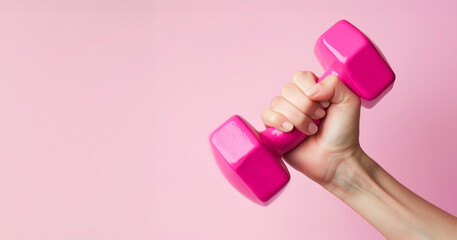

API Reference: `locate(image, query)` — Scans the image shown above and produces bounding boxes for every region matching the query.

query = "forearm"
[323,150,457,240]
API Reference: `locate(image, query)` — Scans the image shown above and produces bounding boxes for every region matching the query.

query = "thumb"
[304,74,360,107]
[301,73,361,152]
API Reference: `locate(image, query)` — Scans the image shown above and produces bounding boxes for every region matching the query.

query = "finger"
[270,96,318,135]
[292,71,329,108]
[292,71,318,92]
[281,82,325,120]
[261,108,294,132]
[304,74,360,106]
[320,101,330,108]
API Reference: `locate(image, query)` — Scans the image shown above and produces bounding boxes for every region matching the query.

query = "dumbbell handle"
[259,70,341,156]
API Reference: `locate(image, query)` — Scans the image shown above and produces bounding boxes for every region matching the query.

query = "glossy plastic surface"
[210,115,290,205]
[314,20,395,103]
[210,19,396,205]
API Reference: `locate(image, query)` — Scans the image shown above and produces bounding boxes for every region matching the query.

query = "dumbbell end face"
[314,20,395,106]
[209,115,290,205]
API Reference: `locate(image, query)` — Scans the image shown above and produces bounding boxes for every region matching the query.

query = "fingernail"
[314,107,325,118]
[282,122,294,132]
[320,101,330,108]
[305,84,321,97]
[308,122,318,134]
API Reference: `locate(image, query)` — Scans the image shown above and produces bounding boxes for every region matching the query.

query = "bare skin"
[261,71,457,240]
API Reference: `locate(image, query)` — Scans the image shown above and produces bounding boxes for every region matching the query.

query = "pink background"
[0,0,456,239]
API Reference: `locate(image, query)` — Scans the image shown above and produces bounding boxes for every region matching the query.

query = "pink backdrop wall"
[0,0,456,239]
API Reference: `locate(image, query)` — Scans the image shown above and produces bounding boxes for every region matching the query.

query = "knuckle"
[327,74,340,84]
[292,71,315,82]
[280,82,295,96]
[260,108,269,119]
[292,71,304,81]
[270,96,283,109]
[292,71,307,82]
[302,71,315,79]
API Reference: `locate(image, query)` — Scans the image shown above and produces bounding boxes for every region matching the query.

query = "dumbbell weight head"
[210,20,395,206]
[314,20,395,107]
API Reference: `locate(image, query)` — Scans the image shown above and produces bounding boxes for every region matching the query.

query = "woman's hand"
[261,71,362,184]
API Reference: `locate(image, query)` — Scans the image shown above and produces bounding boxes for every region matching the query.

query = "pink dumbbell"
[209,20,395,206]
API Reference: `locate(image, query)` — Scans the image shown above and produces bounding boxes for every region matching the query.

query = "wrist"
[319,148,457,239]
[320,149,424,239]
[321,148,377,199]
